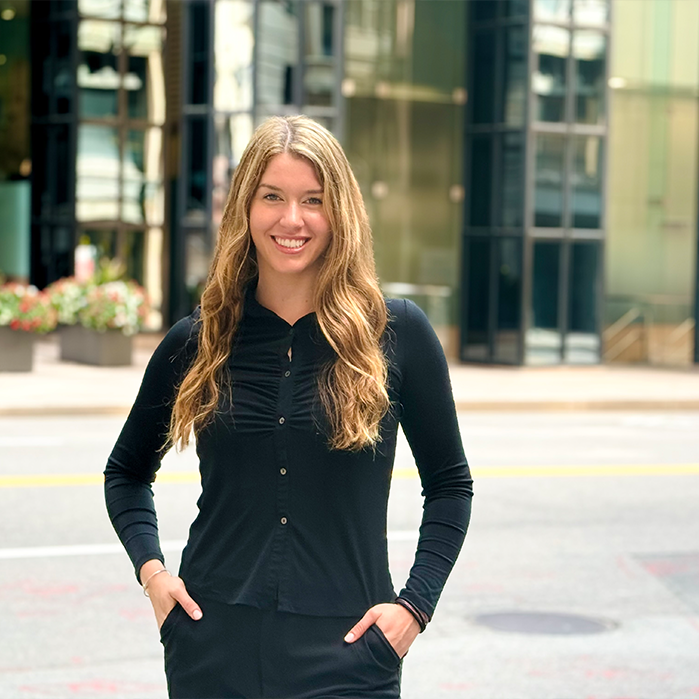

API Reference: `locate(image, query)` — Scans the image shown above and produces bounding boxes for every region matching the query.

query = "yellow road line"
[1,463,698,488]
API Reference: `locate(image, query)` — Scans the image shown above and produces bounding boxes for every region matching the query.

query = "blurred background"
[1,2,699,699]
[1,0,697,366]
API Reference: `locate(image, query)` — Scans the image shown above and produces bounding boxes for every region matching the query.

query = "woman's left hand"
[344,602,421,659]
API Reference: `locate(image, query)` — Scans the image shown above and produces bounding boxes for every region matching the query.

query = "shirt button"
[278,416,285,424]
[280,467,287,475]
[280,517,288,525]
[284,370,291,377]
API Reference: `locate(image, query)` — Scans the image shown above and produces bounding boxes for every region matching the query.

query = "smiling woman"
[103,115,473,699]
[248,152,333,321]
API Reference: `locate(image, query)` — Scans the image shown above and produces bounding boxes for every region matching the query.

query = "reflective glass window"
[472,31,495,124]
[185,117,208,220]
[501,26,526,127]
[470,136,492,227]
[32,129,49,215]
[76,124,120,221]
[82,228,118,260]
[499,132,524,228]
[257,1,299,107]
[78,21,120,119]
[473,0,497,22]
[212,113,253,230]
[124,0,166,23]
[465,238,490,360]
[124,25,166,123]
[533,25,569,122]
[124,229,146,285]
[53,227,75,279]
[565,241,600,362]
[33,20,51,116]
[214,0,254,112]
[572,135,602,228]
[527,240,562,364]
[56,21,76,115]
[574,30,605,125]
[412,0,466,95]
[534,0,571,22]
[495,237,521,363]
[505,0,530,18]
[573,0,608,26]
[55,126,72,215]
[78,0,121,19]
[534,134,565,227]
[189,2,210,105]
[123,128,164,226]
[304,2,336,107]
[532,241,560,329]
[185,230,211,308]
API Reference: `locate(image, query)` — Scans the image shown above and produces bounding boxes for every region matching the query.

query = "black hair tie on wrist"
[394,596,428,633]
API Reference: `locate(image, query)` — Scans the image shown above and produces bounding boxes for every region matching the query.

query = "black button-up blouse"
[104,281,473,620]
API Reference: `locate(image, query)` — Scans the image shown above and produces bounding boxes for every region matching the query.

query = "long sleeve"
[396,299,473,620]
[103,313,199,582]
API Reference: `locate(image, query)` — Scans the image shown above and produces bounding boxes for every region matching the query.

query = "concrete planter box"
[0,326,35,372]
[60,325,133,366]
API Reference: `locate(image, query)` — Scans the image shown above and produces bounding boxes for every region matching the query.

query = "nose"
[280,201,303,229]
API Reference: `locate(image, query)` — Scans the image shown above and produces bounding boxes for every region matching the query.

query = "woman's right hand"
[140,560,203,629]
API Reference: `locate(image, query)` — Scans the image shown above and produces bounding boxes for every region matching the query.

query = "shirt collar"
[243,279,317,328]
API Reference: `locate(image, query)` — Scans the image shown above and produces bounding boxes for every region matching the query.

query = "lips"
[272,236,310,252]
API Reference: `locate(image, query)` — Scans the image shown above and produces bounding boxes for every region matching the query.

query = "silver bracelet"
[142,567,170,597]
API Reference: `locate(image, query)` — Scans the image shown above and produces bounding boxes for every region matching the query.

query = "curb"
[453,400,699,411]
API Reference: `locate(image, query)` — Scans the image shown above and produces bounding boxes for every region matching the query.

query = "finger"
[172,584,203,621]
[344,607,380,643]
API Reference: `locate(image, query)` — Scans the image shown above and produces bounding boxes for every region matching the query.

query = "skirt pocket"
[159,603,182,642]
[363,624,402,670]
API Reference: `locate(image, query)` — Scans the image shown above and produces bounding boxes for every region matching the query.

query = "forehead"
[260,152,322,186]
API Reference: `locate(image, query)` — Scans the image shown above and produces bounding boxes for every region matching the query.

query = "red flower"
[10,319,20,330]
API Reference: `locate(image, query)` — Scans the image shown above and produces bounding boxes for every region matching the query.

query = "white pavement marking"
[0,532,420,561]
[0,436,65,447]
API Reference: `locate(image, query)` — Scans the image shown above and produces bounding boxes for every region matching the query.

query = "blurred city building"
[0,0,697,366]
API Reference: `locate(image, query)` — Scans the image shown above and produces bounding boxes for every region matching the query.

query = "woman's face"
[249,152,332,285]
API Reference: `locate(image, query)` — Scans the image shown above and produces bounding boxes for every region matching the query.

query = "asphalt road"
[1,412,698,699]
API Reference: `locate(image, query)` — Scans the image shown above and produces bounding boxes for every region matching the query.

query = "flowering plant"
[44,277,92,325]
[77,280,150,336]
[0,283,58,334]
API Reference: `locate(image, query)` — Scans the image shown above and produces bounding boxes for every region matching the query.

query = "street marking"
[0,437,65,447]
[1,464,698,489]
[0,540,184,560]
[0,532,420,560]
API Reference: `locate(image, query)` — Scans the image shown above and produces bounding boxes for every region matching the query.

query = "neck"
[254,272,317,326]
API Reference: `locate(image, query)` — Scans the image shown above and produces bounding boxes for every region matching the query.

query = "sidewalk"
[1,334,699,416]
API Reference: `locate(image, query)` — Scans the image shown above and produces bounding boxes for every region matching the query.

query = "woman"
[104,115,473,699]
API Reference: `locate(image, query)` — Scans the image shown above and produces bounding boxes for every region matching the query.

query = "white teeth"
[274,237,307,249]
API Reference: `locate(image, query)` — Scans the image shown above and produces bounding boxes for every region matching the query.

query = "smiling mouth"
[272,236,310,250]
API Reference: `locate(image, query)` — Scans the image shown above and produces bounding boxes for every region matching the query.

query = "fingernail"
[193,609,202,620]
[344,632,354,642]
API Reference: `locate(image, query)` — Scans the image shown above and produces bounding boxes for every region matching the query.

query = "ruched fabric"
[104,280,473,621]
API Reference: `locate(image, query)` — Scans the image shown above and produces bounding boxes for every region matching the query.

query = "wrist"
[394,596,429,633]
[139,559,166,584]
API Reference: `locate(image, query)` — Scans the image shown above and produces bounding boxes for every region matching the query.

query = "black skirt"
[160,592,403,699]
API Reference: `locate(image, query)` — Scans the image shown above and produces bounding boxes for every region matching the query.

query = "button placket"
[269,323,296,604]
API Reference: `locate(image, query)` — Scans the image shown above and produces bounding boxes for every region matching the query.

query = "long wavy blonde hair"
[167,115,390,452]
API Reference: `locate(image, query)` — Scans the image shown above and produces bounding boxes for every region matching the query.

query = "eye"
[306,197,323,205]
[263,192,281,201]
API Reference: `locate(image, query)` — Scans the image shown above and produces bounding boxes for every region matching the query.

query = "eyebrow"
[258,183,324,195]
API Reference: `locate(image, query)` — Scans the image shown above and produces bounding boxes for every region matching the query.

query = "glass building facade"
[2,0,697,364]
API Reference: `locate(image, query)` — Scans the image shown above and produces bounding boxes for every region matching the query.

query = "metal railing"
[603,294,694,365]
